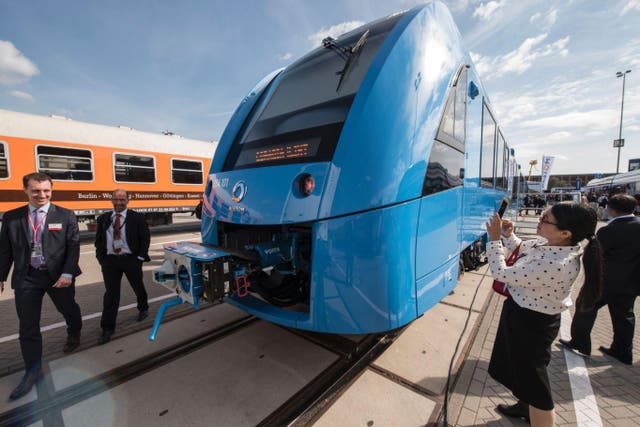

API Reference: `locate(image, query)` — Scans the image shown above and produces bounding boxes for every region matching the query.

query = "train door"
[415,65,467,314]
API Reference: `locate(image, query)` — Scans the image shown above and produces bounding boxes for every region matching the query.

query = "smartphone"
[497,198,509,218]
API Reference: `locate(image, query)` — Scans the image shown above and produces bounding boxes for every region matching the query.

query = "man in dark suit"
[560,194,640,365]
[0,172,82,400]
[95,189,150,344]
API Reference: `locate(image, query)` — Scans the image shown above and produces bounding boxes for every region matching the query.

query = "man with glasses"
[560,194,640,365]
[95,189,150,344]
[0,172,82,400]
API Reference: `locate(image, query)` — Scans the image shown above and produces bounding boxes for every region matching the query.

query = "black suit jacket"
[596,216,640,296]
[0,204,81,288]
[95,209,150,264]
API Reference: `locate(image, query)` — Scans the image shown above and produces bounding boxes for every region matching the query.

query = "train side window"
[424,66,468,195]
[496,131,506,189]
[36,145,93,181]
[480,101,496,188]
[422,141,464,196]
[171,159,203,184]
[114,153,156,183]
[435,65,467,152]
[0,141,8,179]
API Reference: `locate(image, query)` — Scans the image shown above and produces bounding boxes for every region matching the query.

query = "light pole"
[615,69,631,173]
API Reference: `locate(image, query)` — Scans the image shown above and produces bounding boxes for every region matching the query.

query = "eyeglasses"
[539,218,559,226]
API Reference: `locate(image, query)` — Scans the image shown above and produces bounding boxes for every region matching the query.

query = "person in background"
[0,173,82,400]
[598,193,609,220]
[485,202,602,426]
[192,195,203,220]
[560,194,640,365]
[95,189,150,344]
[633,193,640,216]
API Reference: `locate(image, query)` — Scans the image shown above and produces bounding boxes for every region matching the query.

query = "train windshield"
[224,12,404,170]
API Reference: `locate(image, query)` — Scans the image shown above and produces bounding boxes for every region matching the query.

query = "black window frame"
[113,152,156,184]
[496,130,506,189]
[171,158,204,185]
[0,140,8,180]
[35,144,94,182]
[479,100,497,188]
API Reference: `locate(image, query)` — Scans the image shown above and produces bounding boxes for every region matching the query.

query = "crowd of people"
[485,194,640,426]
[0,172,151,400]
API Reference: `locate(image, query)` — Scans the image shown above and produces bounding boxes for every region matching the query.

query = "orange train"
[0,109,216,224]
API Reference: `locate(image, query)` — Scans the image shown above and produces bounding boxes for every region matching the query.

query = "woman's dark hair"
[551,202,602,311]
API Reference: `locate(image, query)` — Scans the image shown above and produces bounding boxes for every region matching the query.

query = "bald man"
[95,189,150,344]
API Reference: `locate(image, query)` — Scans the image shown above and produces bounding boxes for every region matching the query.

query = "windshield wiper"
[322,29,370,92]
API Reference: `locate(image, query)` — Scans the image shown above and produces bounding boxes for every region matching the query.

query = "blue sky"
[1,0,639,175]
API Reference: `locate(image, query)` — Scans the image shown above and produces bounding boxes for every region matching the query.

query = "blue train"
[152,1,518,336]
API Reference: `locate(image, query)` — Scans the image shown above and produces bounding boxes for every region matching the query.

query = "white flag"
[540,155,555,191]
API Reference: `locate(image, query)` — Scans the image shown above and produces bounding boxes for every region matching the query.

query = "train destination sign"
[235,137,321,167]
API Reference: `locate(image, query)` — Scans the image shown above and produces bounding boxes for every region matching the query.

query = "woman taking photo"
[485,202,602,426]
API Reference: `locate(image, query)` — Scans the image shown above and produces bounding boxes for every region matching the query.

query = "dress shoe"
[9,368,42,401]
[98,330,113,345]
[599,346,632,365]
[63,333,80,354]
[137,310,148,322]
[558,338,590,356]
[496,401,530,422]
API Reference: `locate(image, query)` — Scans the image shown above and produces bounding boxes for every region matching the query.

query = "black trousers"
[100,255,148,332]
[14,268,82,370]
[489,297,560,410]
[570,293,637,359]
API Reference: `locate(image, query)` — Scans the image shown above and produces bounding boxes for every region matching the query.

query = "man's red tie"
[113,213,122,254]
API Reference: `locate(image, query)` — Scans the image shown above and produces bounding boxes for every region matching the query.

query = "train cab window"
[171,159,203,184]
[424,66,468,195]
[435,66,468,152]
[0,141,8,179]
[480,102,496,187]
[114,153,156,183]
[223,13,403,171]
[496,131,506,189]
[36,145,93,181]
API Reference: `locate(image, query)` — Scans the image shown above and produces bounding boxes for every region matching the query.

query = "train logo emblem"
[231,181,247,203]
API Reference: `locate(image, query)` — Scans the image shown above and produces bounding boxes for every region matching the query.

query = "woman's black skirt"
[488,296,561,410]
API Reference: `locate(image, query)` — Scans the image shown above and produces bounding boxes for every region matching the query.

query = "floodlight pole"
[616,70,631,174]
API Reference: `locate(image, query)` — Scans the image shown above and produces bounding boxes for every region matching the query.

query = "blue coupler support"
[149,297,184,341]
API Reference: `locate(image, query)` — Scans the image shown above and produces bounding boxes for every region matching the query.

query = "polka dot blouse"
[487,233,582,315]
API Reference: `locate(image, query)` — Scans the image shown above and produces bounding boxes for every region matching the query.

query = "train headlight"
[298,174,315,197]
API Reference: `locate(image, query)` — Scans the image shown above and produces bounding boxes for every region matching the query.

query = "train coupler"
[151,241,259,339]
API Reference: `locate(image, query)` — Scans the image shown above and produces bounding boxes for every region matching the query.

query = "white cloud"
[621,0,640,15]
[547,131,571,140]
[307,21,365,47]
[473,1,504,20]
[278,52,293,61]
[0,40,39,86]
[529,8,558,29]
[8,89,34,102]
[471,33,569,79]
